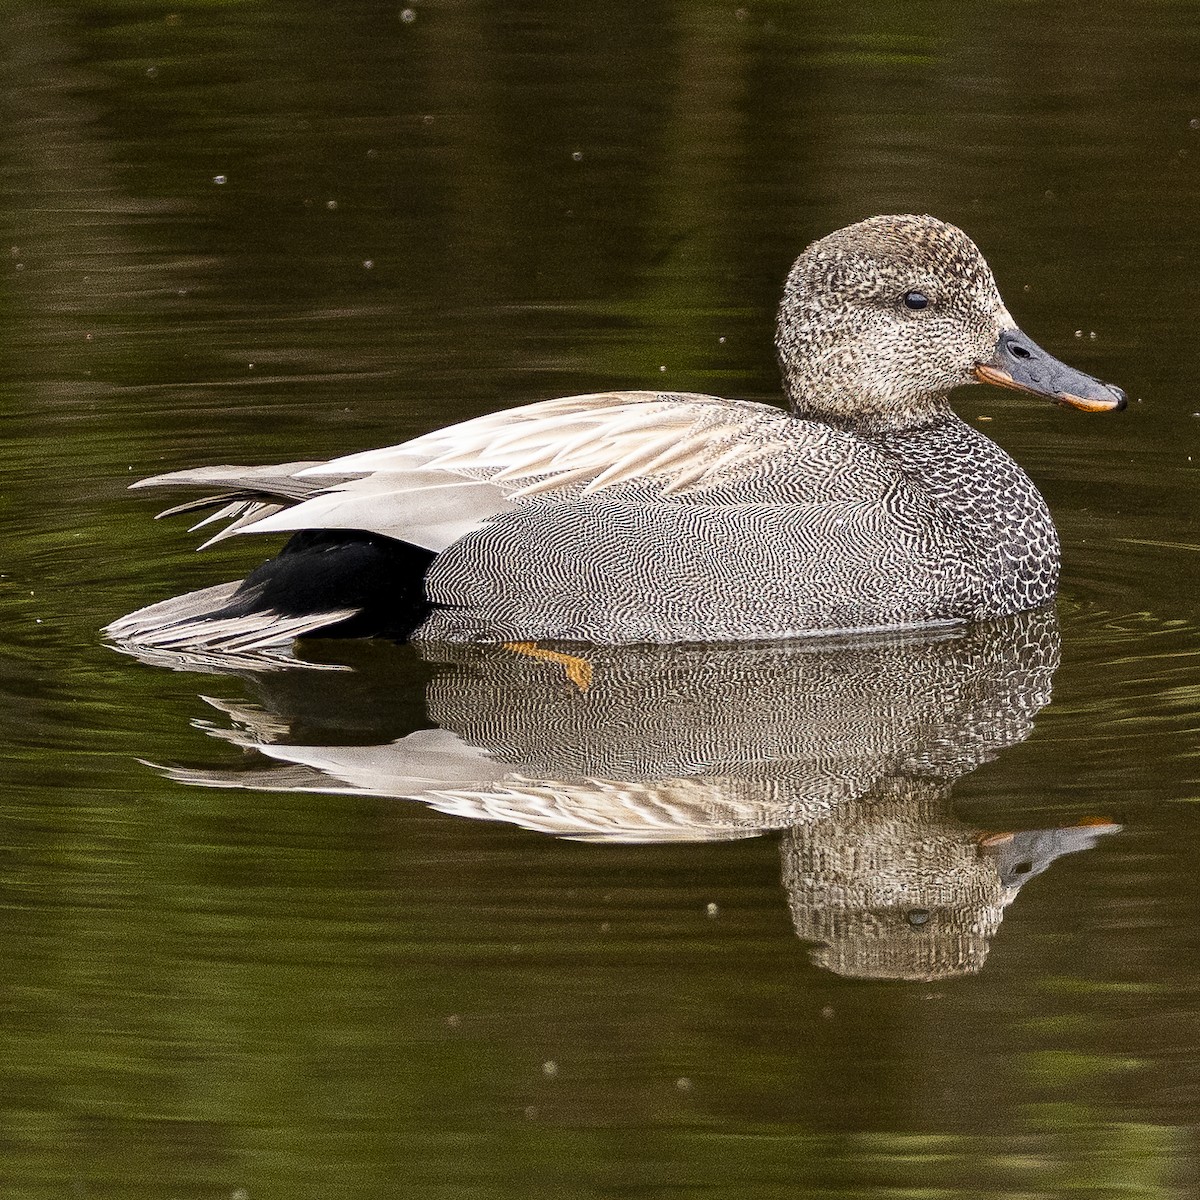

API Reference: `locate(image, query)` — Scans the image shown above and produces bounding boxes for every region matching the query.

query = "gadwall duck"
[106,214,1125,653]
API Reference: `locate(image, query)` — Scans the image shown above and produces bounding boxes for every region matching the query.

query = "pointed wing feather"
[239,391,797,549]
[132,391,802,553]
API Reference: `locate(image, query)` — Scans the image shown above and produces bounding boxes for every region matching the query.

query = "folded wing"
[132,391,800,552]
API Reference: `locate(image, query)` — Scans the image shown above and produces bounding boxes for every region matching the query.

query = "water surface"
[2,2,1199,1197]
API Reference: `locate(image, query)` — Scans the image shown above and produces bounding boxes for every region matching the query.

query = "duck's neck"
[786,391,955,435]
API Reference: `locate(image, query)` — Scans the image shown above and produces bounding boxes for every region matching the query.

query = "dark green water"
[3,2,1200,1197]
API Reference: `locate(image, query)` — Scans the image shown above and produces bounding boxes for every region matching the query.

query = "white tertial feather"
[222,391,796,550]
[123,392,798,559]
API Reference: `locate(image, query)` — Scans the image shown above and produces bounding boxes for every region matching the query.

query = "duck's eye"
[902,290,929,311]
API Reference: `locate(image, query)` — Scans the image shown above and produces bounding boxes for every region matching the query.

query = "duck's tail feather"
[105,579,359,657]
[106,529,438,662]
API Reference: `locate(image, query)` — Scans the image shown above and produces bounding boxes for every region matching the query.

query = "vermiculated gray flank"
[106,214,1125,654]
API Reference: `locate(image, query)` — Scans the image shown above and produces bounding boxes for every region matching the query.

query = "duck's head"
[776,214,1126,430]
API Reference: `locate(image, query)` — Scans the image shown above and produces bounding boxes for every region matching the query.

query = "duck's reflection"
[147,609,1117,980]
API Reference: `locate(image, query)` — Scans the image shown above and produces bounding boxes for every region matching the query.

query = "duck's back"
[417,411,1059,643]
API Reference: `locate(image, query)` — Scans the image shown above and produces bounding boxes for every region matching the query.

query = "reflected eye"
[902,291,929,311]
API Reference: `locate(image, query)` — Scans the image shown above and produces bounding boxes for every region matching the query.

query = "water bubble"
[705,902,719,918]
[542,1060,558,1077]
[362,259,374,270]
[326,199,338,210]
[718,336,726,344]
[1074,330,1083,338]
[400,7,416,22]
[571,150,583,162]
[213,174,227,185]
[1089,330,1096,339]
[1191,118,1200,130]
[659,365,667,373]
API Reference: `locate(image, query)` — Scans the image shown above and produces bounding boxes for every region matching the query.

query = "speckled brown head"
[776,214,1125,430]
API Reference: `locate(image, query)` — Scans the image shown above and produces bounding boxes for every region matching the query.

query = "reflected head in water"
[782,779,1118,981]
[107,215,1123,654]
[140,609,1119,983]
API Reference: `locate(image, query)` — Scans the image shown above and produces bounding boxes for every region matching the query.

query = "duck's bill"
[973,329,1126,412]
